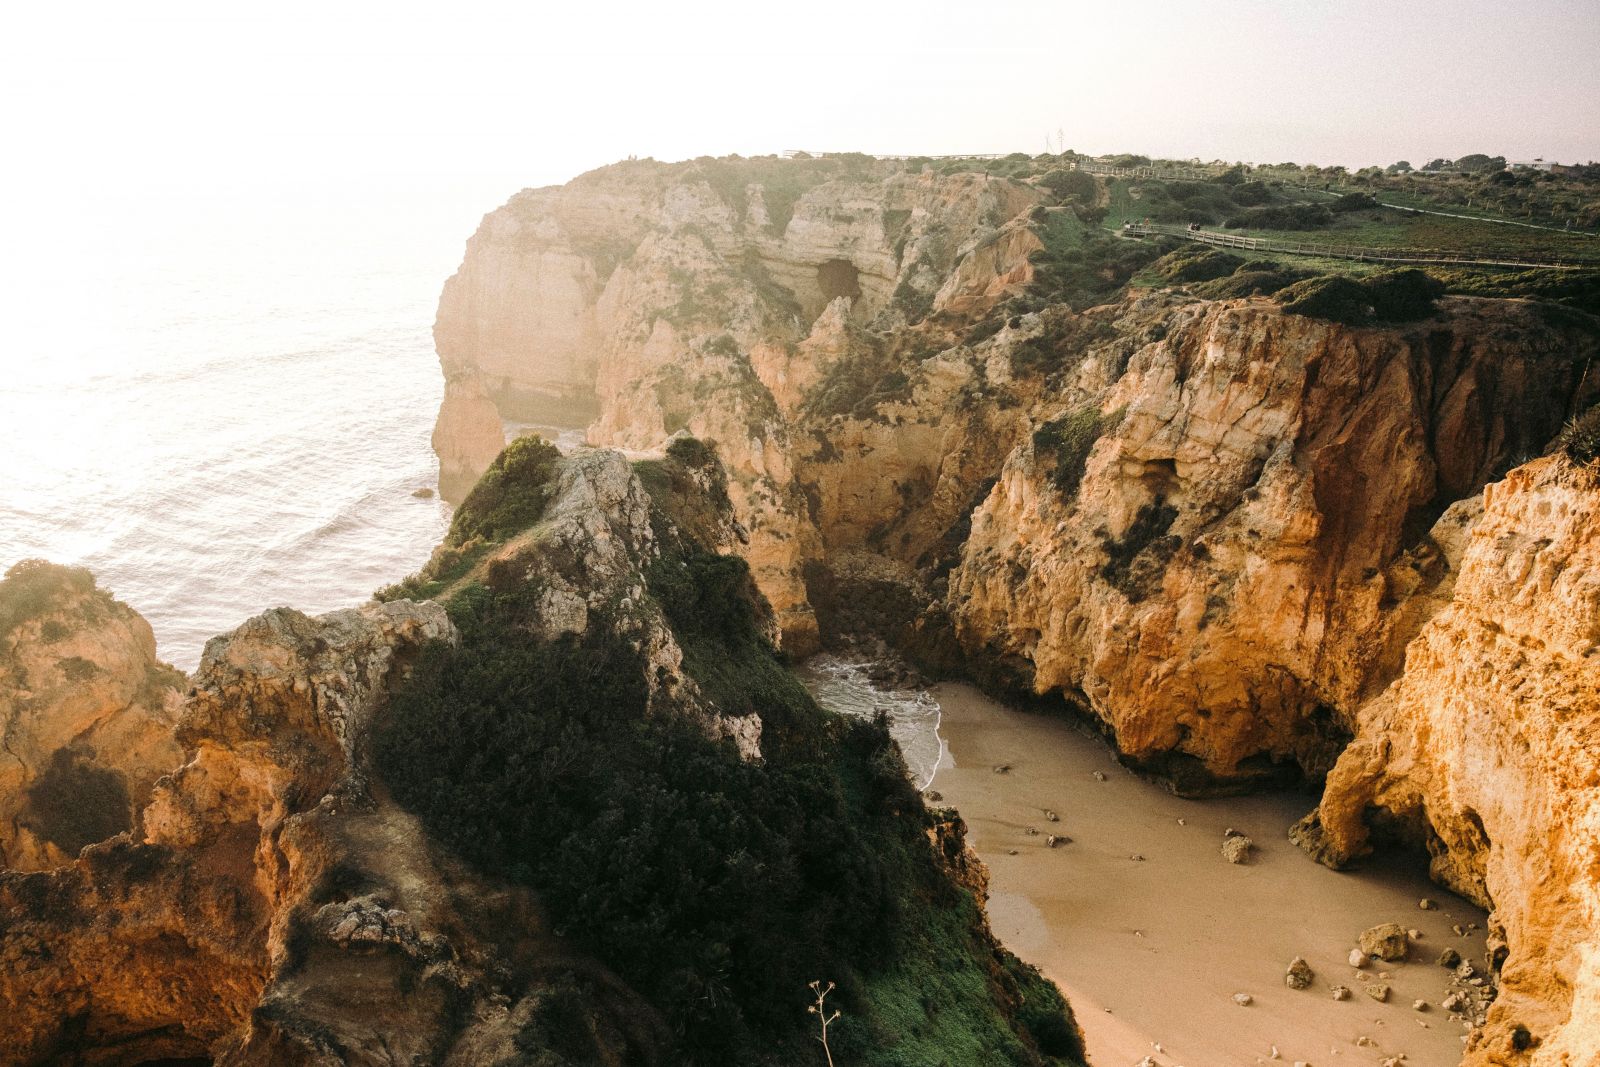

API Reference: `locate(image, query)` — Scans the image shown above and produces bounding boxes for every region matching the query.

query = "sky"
[2,0,1596,204]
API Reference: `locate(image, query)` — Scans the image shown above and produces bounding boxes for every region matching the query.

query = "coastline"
[930,682,1488,1067]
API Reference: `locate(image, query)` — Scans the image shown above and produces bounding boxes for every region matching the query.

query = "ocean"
[0,180,518,670]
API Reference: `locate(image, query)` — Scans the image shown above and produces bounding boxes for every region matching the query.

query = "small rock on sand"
[1408,928,1423,939]
[1349,948,1367,967]
[1286,957,1314,990]
[993,764,1011,774]
[923,790,942,802]
[1093,770,1106,781]
[1130,853,1146,862]
[1221,835,1253,864]
[1233,992,1252,1006]
[1331,985,1350,1000]
[1045,810,1059,821]
[1437,947,1462,968]
[1413,999,1428,1011]
[1365,982,1391,1002]
[1359,922,1410,960]
[1419,898,1437,910]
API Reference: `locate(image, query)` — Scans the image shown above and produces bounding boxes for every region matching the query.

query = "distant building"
[1508,158,1559,172]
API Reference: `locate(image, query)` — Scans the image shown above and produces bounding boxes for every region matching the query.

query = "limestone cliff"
[433,155,1046,652]
[1301,455,1600,1065]
[427,155,1600,1064]
[949,295,1595,788]
[0,561,184,871]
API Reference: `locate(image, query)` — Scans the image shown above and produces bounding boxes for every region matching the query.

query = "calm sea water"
[0,180,517,670]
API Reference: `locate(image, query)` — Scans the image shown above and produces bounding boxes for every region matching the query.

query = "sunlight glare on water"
[0,179,515,669]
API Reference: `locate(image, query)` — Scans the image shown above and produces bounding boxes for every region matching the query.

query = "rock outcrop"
[949,296,1595,789]
[0,560,184,871]
[0,598,568,1065]
[433,156,1047,653]
[1303,455,1600,1065]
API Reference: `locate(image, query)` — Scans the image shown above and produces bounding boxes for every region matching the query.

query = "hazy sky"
[3,0,1596,202]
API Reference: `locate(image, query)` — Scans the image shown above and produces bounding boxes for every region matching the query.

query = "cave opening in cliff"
[816,258,861,305]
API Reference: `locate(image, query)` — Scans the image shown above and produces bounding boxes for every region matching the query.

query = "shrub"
[0,560,95,639]
[1099,501,1181,600]
[1037,168,1096,202]
[1228,181,1271,206]
[1224,204,1332,230]
[1330,192,1380,212]
[376,464,1084,1065]
[1365,268,1445,320]
[1154,248,1245,283]
[1275,275,1375,324]
[1274,270,1444,324]
[447,435,562,544]
[23,748,131,854]
[1033,407,1115,499]
[1196,267,1308,298]
[1559,402,1600,464]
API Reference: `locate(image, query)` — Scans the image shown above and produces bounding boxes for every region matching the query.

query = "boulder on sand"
[1359,922,1409,961]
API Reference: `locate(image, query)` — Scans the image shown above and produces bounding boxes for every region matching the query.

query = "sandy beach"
[931,682,1490,1067]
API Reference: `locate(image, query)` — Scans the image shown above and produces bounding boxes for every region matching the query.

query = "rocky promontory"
[429,153,1600,1063]
[1,442,1081,1065]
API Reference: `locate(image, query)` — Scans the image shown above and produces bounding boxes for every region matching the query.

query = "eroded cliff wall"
[1300,455,1600,1065]
[428,155,1600,1063]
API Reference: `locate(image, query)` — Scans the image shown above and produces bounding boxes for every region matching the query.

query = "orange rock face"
[950,297,1595,789]
[0,561,184,871]
[1309,456,1600,1064]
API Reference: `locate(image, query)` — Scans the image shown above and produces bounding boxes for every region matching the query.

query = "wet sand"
[931,682,1488,1067]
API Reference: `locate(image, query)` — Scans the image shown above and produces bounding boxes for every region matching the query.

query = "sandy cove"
[931,682,1490,1067]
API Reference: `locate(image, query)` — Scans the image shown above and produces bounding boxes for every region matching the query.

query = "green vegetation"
[1036,168,1096,203]
[376,436,563,604]
[447,434,563,544]
[1275,269,1445,325]
[1154,247,1245,283]
[1225,204,1332,230]
[1033,406,1116,500]
[1008,315,1118,377]
[1424,267,1600,316]
[1559,402,1600,465]
[0,560,96,639]
[1026,208,1173,310]
[373,447,1083,1066]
